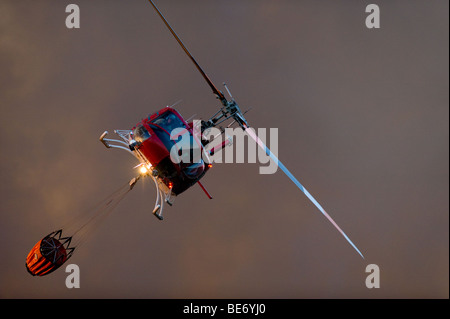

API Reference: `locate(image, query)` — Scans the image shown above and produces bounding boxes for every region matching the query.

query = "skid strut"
[100,130,176,221]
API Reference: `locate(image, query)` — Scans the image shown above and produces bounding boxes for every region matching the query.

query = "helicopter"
[99,0,364,258]
[99,0,251,221]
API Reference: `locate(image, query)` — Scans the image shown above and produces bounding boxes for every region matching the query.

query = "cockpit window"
[133,125,151,143]
[151,112,185,135]
[148,111,205,178]
[149,112,186,159]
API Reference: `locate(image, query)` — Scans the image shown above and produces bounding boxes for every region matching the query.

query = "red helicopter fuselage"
[131,107,210,195]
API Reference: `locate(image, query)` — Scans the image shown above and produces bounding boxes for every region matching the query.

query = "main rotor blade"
[244,126,365,259]
[147,0,226,103]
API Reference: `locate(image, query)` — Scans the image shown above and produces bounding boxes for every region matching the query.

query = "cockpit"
[133,124,151,143]
[149,110,205,180]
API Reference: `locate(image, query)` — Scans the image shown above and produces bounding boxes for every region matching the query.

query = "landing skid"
[148,172,175,221]
[101,131,176,221]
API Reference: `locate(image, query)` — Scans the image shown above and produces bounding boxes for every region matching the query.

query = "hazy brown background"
[0,0,448,298]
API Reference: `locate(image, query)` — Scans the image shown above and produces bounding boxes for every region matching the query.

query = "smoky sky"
[0,0,448,298]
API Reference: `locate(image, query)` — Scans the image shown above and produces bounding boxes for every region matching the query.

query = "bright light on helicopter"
[139,166,148,175]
